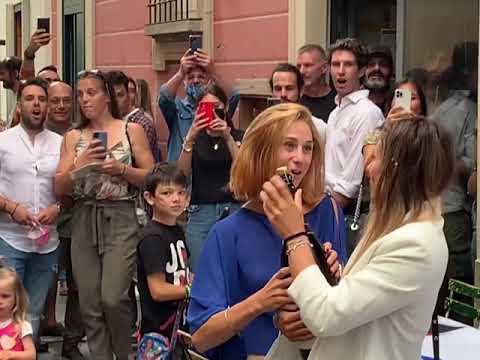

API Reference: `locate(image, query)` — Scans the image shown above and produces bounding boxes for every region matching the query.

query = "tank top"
[72,125,135,200]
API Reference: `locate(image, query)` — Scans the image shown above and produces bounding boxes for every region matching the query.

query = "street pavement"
[38,293,136,359]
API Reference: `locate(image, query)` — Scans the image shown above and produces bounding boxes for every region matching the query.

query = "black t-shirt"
[137,221,190,338]
[300,89,337,122]
[190,129,244,204]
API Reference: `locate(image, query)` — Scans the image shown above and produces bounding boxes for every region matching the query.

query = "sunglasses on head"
[77,69,111,97]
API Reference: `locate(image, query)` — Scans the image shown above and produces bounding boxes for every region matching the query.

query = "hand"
[260,176,305,240]
[36,205,60,226]
[185,112,210,143]
[276,302,314,342]
[101,158,126,177]
[0,350,14,360]
[10,204,38,227]
[180,49,198,76]
[386,105,415,123]
[252,268,292,314]
[74,139,107,168]
[324,242,342,280]
[208,118,231,139]
[194,49,214,75]
[25,29,51,57]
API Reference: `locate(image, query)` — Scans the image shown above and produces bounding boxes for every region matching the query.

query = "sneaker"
[62,346,86,360]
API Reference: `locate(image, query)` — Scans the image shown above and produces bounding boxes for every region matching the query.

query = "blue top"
[187,195,347,359]
[157,86,241,162]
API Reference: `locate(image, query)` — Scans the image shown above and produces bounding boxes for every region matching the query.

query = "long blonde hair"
[0,265,29,325]
[230,103,325,208]
[349,118,454,268]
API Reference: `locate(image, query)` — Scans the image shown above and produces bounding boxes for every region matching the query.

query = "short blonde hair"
[230,103,325,207]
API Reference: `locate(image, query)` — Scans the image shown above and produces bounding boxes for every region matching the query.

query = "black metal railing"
[148,0,199,25]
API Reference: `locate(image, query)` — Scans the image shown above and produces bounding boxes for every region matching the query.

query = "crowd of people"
[0,25,477,360]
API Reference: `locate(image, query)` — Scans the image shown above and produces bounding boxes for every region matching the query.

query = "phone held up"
[189,35,202,54]
[92,131,108,158]
[394,88,412,111]
[37,18,50,34]
[197,101,215,125]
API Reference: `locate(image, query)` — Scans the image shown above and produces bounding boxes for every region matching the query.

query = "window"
[14,8,21,57]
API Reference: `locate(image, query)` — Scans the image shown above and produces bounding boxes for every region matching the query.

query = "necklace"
[213,142,219,151]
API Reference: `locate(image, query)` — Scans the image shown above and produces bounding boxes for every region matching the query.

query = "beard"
[364,75,388,90]
[22,113,46,131]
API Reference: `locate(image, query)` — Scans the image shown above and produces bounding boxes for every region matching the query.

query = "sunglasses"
[214,107,226,120]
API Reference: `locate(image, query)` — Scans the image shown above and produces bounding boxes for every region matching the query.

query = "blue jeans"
[0,238,58,339]
[186,202,242,271]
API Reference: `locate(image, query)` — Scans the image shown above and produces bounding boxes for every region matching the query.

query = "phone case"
[197,102,215,124]
[394,89,412,111]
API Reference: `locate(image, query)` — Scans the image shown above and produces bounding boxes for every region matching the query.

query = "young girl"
[0,265,35,359]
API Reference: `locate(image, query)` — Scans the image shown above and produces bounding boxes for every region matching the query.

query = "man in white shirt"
[325,38,384,209]
[0,78,62,340]
[269,63,326,141]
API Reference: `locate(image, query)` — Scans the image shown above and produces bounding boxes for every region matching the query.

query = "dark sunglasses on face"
[214,107,225,120]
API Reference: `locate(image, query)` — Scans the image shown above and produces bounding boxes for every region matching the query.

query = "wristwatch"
[182,140,193,153]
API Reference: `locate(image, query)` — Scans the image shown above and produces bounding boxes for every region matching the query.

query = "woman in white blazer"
[260,118,453,360]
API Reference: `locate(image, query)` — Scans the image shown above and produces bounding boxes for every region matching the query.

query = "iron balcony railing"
[148,0,200,25]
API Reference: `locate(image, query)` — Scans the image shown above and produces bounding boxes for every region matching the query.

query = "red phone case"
[197,101,215,124]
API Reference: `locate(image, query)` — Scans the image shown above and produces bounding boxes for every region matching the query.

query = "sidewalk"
[38,293,136,359]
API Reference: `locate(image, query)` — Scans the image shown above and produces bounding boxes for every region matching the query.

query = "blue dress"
[187,195,347,359]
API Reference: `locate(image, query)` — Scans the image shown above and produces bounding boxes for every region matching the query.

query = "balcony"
[145,0,203,39]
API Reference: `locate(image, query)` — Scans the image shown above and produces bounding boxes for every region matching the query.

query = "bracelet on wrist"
[284,231,308,244]
[286,240,313,257]
[10,203,19,218]
[24,51,35,60]
[185,285,191,299]
[224,307,239,334]
[182,140,194,153]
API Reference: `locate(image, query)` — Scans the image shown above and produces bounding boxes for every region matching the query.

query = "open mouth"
[337,79,347,85]
[32,109,41,118]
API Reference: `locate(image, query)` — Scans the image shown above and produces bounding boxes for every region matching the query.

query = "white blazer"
[266,217,448,360]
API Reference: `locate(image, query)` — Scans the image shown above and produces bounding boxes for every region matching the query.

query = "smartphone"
[197,101,215,124]
[92,131,108,150]
[276,166,296,195]
[189,35,202,54]
[37,18,50,33]
[267,97,282,108]
[394,89,412,111]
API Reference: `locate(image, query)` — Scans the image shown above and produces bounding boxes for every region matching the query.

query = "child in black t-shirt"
[137,162,192,341]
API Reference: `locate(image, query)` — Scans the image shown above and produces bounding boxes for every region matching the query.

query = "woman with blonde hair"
[263,117,453,360]
[187,103,347,359]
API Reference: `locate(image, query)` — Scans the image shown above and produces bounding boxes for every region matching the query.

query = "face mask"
[186,84,205,103]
